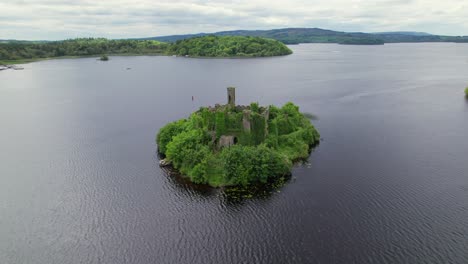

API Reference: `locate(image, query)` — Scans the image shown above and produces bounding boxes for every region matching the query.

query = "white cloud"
[0,0,467,40]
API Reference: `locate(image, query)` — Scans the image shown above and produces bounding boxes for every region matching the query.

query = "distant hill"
[141,27,468,45]
[141,28,384,45]
[4,28,468,45]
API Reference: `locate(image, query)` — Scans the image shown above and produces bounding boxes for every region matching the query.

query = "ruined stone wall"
[242,110,251,132]
[218,135,235,148]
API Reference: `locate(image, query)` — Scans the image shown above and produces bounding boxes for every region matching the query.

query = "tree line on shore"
[0,36,292,63]
[0,38,168,63]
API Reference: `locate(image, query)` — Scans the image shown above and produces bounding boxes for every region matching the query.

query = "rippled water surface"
[1,43,468,264]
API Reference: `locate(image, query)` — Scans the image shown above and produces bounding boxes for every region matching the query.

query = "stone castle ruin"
[227,87,236,106]
[199,87,271,149]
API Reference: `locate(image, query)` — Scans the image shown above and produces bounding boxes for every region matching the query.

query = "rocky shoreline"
[0,65,24,71]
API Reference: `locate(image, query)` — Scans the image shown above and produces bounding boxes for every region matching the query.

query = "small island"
[156,88,320,187]
[99,54,109,61]
[465,87,468,98]
[166,36,292,57]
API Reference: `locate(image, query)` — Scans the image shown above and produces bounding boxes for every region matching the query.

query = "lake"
[1,43,468,264]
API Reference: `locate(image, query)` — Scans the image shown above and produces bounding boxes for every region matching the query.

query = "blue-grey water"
[1,43,468,264]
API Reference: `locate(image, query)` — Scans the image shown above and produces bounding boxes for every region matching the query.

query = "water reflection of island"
[158,156,293,203]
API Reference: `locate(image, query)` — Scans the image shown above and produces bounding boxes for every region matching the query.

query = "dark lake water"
[1,43,468,264]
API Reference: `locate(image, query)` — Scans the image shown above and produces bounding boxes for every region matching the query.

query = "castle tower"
[227,87,235,106]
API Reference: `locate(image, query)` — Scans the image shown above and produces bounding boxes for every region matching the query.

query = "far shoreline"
[0,53,167,66]
[0,52,292,66]
[5,41,466,67]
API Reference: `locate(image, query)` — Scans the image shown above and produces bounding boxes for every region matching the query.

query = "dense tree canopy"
[0,36,292,64]
[156,102,320,187]
[0,38,167,63]
[165,35,292,57]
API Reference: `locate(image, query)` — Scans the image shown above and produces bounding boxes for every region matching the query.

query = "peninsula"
[156,88,320,187]
[0,38,168,65]
[0,36,291,65]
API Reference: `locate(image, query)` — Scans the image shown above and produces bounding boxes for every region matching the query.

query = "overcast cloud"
[1,0,467,40]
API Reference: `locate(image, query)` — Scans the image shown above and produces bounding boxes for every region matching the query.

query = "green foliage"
[250,102,260,113]
[250,113,266,145]
[275,102,305,135]
[215,111,227,138]
[0,36,293,63]
[156,101,320,187]
[338,38,384,45]
[237,131,253,146]
[165,130,210,174]
[221,145,291,186]
[225,111,243,132]
[100,54,109,61]
[265,120,279,148]
[0,38,168,62]
[156,119,187,154]
[199,107,216,130]
[277,128,315,161]
[166,35,292,57]
[465,87,468,96]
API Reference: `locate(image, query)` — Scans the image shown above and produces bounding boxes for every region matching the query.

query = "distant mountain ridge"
[3,27,468,44]
[139,27,468,45]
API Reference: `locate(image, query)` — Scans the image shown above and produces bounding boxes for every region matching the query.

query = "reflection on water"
[156,142,321,204]
[158,156,293,203]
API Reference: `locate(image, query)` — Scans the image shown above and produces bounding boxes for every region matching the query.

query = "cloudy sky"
[1,0,467,40]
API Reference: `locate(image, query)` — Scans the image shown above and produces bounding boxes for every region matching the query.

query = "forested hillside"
[145,27,468,44]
